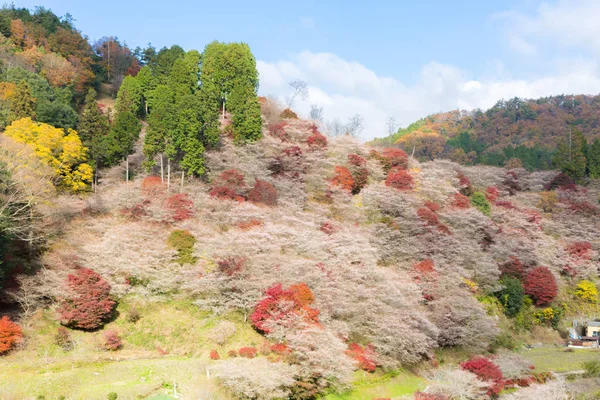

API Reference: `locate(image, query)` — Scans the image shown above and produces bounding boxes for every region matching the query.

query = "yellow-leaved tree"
[4,118,93,191]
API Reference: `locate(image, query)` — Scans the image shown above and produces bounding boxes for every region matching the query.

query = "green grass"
[0,296,262,399]
[519,347,600,373]
[323,371,427,400]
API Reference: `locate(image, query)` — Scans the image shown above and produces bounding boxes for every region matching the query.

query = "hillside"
[371,95,600,172]
[1,5,600,400]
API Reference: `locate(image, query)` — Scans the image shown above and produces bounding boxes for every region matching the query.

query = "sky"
[17,0,600,140]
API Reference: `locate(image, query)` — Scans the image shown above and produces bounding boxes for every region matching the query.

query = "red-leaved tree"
[331,166,355,192]
[57,268,116,330]
[346,343,378,372]
[210,169,247,201]
[451,193,471,209]
[0,316,22,354]
[307,132,328,149]
[524,267,558,306]
[385,167,413,190]
[460,356,505,396]
[166,193,194,221]
[250,283,320,334]
[382,148,409,171]
[248,180,278,206]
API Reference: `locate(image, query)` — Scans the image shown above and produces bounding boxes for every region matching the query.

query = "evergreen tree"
[10,80,36,120]
[553,128,587,180]
[588,138,600,178]
[115,75,143,116]
[198,41,261,145]
[78,89,109,169]
[105,111,141,165]
[232,86,262,143]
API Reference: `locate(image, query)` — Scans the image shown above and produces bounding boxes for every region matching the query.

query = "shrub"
[583,360,600,378]
[457,172,473,196]
[502,170,521,195]
[250,283,320,334]
[524,267,558,306]
[270,343,290,355]
[107,393,117,400]
[55,326,73,351]
[165,193,194,221]
[57,268,116,330]
[331,166,355,192]
[417,207,439,227]
[127,307,141,323]
[238,346,258,358]
[424,201,441,212]
[348,153,366,167]
[248,180,278,206]
[381,147,409,171]
[574,280,598,303]
[485,186,500,202]
[500,257,525,279]
[209,186,245,202]
[217,256,246,276]
[210,349,220,360]
[534,307,562,328]
[470,192,491,215]
[451,193,470,209]
[307,132,327,149]
[544,172,575,191]
[385,167,413,190]
[141,176,165,197]
[460,356,504,396]
[495,277,525,317]
[166,230,197,265]
[267,121,288,141]
[568,201,599,216]
[346,343,378,372]
[566,241,592,260]
[227,349,238,357]
[280,108,298,119]
[351,167,369,194]
[0,316,22,354]
[414,394,449,400]
[537,191,558,212]
[102,330,122,351]
[414,259,436,275]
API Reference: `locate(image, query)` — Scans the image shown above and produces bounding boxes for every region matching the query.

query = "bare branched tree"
[345,114,364,137]
[287,79,308,109]
[309,104,324,122]
[328,118,345,136]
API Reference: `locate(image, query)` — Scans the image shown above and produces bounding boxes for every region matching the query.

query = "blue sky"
[16,0,600,139]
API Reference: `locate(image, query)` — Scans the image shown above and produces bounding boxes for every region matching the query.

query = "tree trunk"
[167,158,171,193]
[160,154,164,183]
[181,170,184,191]
[125,156,129,182]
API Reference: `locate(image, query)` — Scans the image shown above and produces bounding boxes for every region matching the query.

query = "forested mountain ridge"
[371,95,600,172]
[0,5,600,400]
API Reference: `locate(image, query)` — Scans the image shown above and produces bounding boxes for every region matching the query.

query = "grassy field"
[519,347,600,373]
[0,297,260,399]
[323,370,427,400]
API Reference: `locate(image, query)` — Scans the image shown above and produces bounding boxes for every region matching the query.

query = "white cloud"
[257,51,600,141]
[498,0,600,55]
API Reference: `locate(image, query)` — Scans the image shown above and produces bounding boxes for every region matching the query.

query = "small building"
[569,320,600,348]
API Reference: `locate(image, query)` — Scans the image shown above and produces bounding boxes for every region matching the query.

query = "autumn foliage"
[500,257,525,279]
[307,132,328,149]
[0,316,22,354]
[210,169,247,201]
[385,167,413,190]
[346,343,378,372]
[460,356,505,396]
[331,166,355,192]
[57,268,116,330]
[141,176,166,197]
[250,283,320,334]
[524,267,558,306]
[248,180,278,206]
[102,330,123,351]
[210,349,220,360]
[381,147,409,171]
[238,346,258,358]
[166,193,194,221]
[451,193,471,209]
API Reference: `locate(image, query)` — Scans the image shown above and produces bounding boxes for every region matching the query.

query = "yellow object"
[4,118,92,191]
[575,280,599,303]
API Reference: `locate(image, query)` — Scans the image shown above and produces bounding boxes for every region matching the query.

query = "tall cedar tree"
[78,88,109,169]
[588,139,600,178]
[10,80,36,120]
[553,128,588,180]
[104,111,141,166]
[198,41,261,145]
